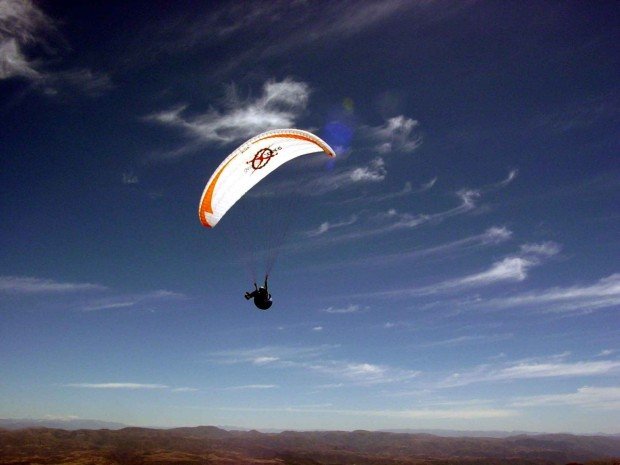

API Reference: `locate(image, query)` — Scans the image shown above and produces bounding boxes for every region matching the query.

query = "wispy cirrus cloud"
[65,383,169,390]
[41,68,112,97]
[155,1,421,78]
[320,304,366,314]
[0,276,185,316]
[367,115,422,154]
[0,0,111,95]
[0,276,106,294]
[122,172,139,185]
[353,241,559,299]
[335,177,438,205]
[306,215,358,237]
[146,78,309,159]
[440,357,620,388]
[0,0,54,80]
[65,382,198,392]
[222,384,278,391]
[598,349,615,357]
[208,345,335,366]
[495,169,519,188]
[287,172,517,255]
[533,92,620,133]
[419,333,514,348]
[306,360,419,385]
[373,188,478,230]
[313,157,388,194]
[511,386,620,409]
[208,344,417,386]
[310,226,512,272]
[81,290,184,311]
[254,157,389,198]
[481,273,620,314]
[303,188,481,248]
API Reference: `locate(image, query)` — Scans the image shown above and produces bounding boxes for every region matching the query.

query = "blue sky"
[1,0,619,433]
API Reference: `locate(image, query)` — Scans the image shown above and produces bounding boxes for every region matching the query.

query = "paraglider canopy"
[198,128,336,306]
[198,129,336,228]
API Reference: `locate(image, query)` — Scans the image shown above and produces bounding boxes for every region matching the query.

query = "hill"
[0,418,127,431]
[0,426,619,464]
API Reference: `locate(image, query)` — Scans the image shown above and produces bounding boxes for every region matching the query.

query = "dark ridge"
[1,426,618,464]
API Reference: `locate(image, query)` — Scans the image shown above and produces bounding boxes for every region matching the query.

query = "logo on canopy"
[248,148,276,170]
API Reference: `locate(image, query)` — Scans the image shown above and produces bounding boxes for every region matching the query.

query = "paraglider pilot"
[245,275,273,310]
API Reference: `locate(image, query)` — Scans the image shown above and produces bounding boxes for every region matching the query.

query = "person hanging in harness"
[244,275,273,310]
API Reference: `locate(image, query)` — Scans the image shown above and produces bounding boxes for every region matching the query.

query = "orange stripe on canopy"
[198,155,237,227]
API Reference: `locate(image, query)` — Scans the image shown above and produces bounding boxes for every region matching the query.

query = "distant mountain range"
[1,419,617,438]
[1,424,619,465]
[0,418,127,431]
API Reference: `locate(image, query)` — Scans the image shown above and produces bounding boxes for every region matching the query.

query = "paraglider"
[244,275,272,310]
[198,129,336,310]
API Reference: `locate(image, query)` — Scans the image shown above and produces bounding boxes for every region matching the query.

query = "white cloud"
[165,1,419,79]
[0,276,106,293]
[307,360,420,385]
[598,349,615,357]
[146,78,310,157]
[298,171,519,251]
[223,384,278,390]
[0,0,111,95]
[440,358,620,388]
[495,169,519,187]
[374,177,436,200]
[46,68,113,97]
[252,356,280,365]
[319,189,480,245]
[65,382,198,392]
[420,177,437,191]
[209,345,335,366]
[353,241,559,299]
[306,157,388,194]
[122,172,139,184]
[368,115,422,153]
[83,301,136,311]
[376,188,479,231]
[420,333,513,348]
[253,157,389,198]
[208,345,417,386]
[482,273,620,313]
[511,386,620,409]
[497,361,620,379]
[321,304,364,314]
[172,387,199,392]
[0,0,52,79]
[306,215,357,237]
[519,241,561,257]
[65,383,169,390]
[312,326,324,332]
[81,290,184,311]
[0,38,38,79]
[457,257,533,286]
[350,157,387,181]
[329,176,438,206]
[315,226,513,271]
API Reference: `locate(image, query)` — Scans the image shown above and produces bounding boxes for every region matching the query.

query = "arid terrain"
[1,426,619,465]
